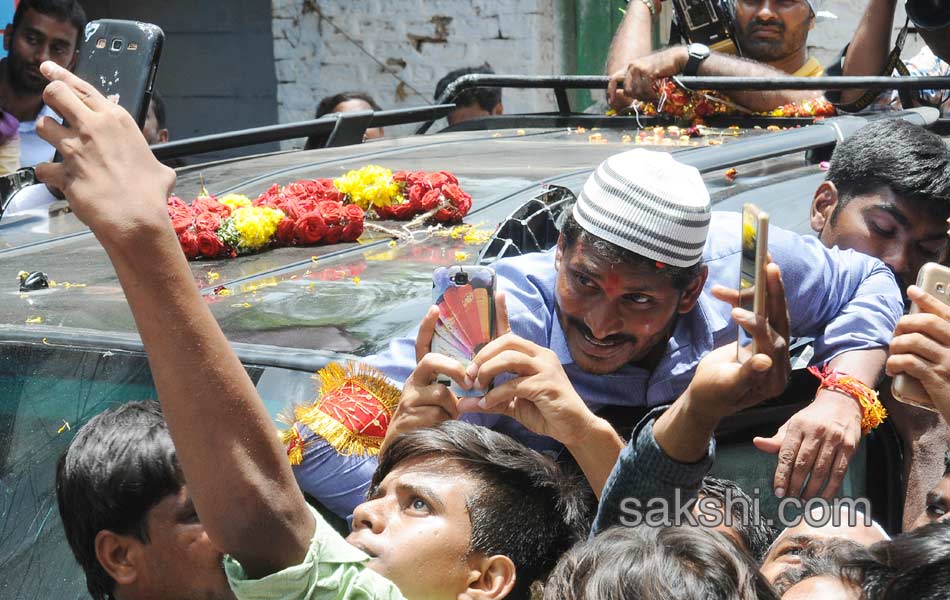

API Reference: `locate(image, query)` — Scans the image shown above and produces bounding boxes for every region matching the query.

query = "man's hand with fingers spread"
[887,285,950,421]
[724,265,870,501]
[33,61,176,245]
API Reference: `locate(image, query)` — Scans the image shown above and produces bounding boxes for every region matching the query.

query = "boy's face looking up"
[102,485,235,600]
[348,455,514,600]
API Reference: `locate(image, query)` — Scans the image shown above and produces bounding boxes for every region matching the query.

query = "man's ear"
[491,103,504,116]
[3,25,11,52]
[459,555,516,600]
[158,128,169,144]
[811,181,839,234]
[677,265,708,314]
[94,529,143,588]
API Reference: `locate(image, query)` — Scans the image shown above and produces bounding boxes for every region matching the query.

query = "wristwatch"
[683,43,711,77]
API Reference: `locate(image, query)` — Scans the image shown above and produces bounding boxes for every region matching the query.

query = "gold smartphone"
[891,262,950,411]
[739,203,769,356]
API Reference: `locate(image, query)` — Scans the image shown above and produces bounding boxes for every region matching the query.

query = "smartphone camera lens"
[452,272,469,285]
[938,283,946,295]
[110,38,123,52]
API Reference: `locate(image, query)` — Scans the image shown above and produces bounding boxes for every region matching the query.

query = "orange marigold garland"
[281,361,401,460]
[808,365,887,435]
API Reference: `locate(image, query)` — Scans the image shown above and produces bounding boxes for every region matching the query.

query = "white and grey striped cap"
[572,149,710,268]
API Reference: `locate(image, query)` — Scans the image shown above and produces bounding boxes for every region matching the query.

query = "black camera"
[670,0,742,55]
[906,0,950,30]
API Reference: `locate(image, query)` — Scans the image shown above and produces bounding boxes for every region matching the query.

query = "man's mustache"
[747,18,786,34]
[567,315,637,346]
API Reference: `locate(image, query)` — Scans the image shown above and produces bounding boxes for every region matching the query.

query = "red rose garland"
[166,167,470,260]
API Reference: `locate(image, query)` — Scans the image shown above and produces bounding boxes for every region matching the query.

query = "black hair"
[699,477,778,563]
[11,0,87,39]
[373,420,591,600]
[771,538,870,595]
[56,401,184,600]
[543,525,780,600]
[826,119,950,223]
[844,520,950,599]
[435,65,502,112]
[944,448,950,477]
[149,89,166,130]
[315,91,381,118]
[304,92,382,150]
[560,210,704,291]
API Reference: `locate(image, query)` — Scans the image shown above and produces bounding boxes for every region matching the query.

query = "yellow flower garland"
[333,165,402,210]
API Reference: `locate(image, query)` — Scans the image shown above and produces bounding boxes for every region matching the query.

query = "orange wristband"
[808,365,887,435]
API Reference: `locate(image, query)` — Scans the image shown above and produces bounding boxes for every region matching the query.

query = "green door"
[559,0,661,110]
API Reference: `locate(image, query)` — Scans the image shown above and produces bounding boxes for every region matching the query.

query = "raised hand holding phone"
[888,264,950,416]
[380,280,505,454]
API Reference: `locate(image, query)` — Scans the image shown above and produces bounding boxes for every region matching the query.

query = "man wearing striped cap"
[298,149,902,517]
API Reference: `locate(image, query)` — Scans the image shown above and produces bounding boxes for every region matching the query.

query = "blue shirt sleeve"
[291,424,377,519]
[764,223,903,363]
[592,407,714,536]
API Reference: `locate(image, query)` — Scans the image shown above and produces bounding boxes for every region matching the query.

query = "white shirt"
[18,104,59,167]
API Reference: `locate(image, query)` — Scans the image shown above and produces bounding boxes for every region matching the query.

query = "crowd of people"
[0,0,946,598]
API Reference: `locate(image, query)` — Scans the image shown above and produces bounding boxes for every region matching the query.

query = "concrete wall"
[271,0,561,141]
[809,1,925,67]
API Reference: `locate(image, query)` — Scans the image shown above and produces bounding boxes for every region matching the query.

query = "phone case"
[431,266,496,367]
[73,20,164,128]
[739,203,769,355]
[891,262,950,411]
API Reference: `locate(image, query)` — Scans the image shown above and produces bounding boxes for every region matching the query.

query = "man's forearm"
[103,215,313,577]
[653,390,719,464]
[605,1,655,74]
[816,349,887,411]
[565,417,625,499]
[698,53,823,111]
[841,0,899,104]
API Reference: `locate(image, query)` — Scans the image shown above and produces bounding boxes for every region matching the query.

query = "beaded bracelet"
[808,365,887,435]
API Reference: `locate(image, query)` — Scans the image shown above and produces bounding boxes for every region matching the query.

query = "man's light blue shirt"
[296,211,903,515]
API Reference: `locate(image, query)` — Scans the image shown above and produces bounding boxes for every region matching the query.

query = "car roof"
[1,124,803,362]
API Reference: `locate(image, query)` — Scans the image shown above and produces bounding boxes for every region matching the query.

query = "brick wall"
[271,0,560,141]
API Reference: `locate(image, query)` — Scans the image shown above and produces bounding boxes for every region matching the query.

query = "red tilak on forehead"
[603,271,621,294]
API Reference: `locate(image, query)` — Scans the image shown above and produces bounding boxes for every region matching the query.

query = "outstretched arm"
[608,47,822,112]
[840,0,899,104]
[34,62,313,578]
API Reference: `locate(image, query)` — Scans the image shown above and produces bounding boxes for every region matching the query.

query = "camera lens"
[906,0,950,30]
[452,272,469,285]
[110,38,123,51]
